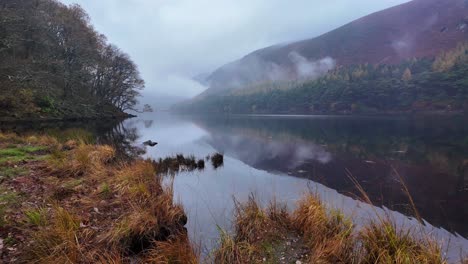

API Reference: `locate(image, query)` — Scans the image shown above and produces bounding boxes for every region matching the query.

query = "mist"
[59,0,410,99]
[288,52,336,79]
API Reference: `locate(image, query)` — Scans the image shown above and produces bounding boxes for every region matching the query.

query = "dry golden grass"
[102,160,187,253]
[358,219,446,264]
[145,234,199,264]
[213,196,296,263]
[24,206,86,263]
[0,132,58,146]
[48,144,115,178]
[233,196,282,243]
[292,193,354,263]
[214,193,446,264]
[213,229,254,264]
[0,132,450,263]
[0,133,195,263]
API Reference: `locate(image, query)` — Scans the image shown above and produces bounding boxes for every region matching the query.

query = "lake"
[2,113,468,261]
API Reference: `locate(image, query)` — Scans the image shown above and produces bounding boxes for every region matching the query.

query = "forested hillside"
[201,0,468,94]
[175,43,468,114]
[0,0,144,121]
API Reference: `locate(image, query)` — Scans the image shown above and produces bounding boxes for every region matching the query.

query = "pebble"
[296,261,302,264]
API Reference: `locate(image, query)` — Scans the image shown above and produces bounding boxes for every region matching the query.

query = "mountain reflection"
[187,115,468,238]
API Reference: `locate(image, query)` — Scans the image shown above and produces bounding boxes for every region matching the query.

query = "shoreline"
[0,113,137,124]
[0,131,466,263]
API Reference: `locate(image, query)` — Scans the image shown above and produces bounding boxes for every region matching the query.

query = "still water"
[124,113,468,260]
[3,113,468,260]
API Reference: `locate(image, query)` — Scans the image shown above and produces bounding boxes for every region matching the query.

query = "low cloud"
[288,52,336,79]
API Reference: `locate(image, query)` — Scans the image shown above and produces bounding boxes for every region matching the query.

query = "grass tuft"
[292,193,355,263]
[24,206,84,263]
[145,234,199,264]
[358,219,445,264]
[24,208,49,226]
[213,228,254,264]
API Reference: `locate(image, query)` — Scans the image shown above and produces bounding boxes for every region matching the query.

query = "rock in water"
[143,140,158,147]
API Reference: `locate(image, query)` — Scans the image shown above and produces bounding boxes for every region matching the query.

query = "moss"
[20,146,48,153]
[0,166,29,180]
[0,148,25,157]
[0,145,48,163]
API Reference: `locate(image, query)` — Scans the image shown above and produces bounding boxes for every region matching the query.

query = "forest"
[176,43,468,114]
[0,0,144,120]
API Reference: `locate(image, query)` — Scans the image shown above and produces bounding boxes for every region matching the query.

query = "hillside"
[201,0,468,94]
[0,0,144,121]
[176,42,468,114]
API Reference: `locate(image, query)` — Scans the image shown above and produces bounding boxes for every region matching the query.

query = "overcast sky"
[60,0,409,97]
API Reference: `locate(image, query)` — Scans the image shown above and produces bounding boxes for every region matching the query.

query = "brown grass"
[0,132,450,263]
[144,234,199,264]
[358,219,445,264]
[213,193,446,264]
[24,206,85,263]
[213,195,298,263]
[292,193,355,263]
[0,132,196,263]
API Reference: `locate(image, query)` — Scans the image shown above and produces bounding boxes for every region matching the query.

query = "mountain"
[201,0,468,95]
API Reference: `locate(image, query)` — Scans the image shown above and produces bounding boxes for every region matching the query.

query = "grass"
[24,208,49,226]
[358,219,444,264]
[0,189,21,227]
[292,194,354,263]
[212,193,446,264]
[0,166,29,181]
[24,206,84,263]
[94,160,192,259]
[0,145,49,163]
[45,128,95,144]
[144,234,199,264]
[0,131,456,263]
[98,182,112,198]
[213,195,296,263]
[0,132,198,263]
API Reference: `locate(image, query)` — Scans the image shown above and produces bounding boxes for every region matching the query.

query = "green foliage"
[0,146,47,163]
[25,208,49,226]
[99,182,112,199]
[35,95,58,114]
[177,44,468,114]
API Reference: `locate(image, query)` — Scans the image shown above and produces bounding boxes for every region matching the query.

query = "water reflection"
[2,114,467,260]
[186,115,468,238]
